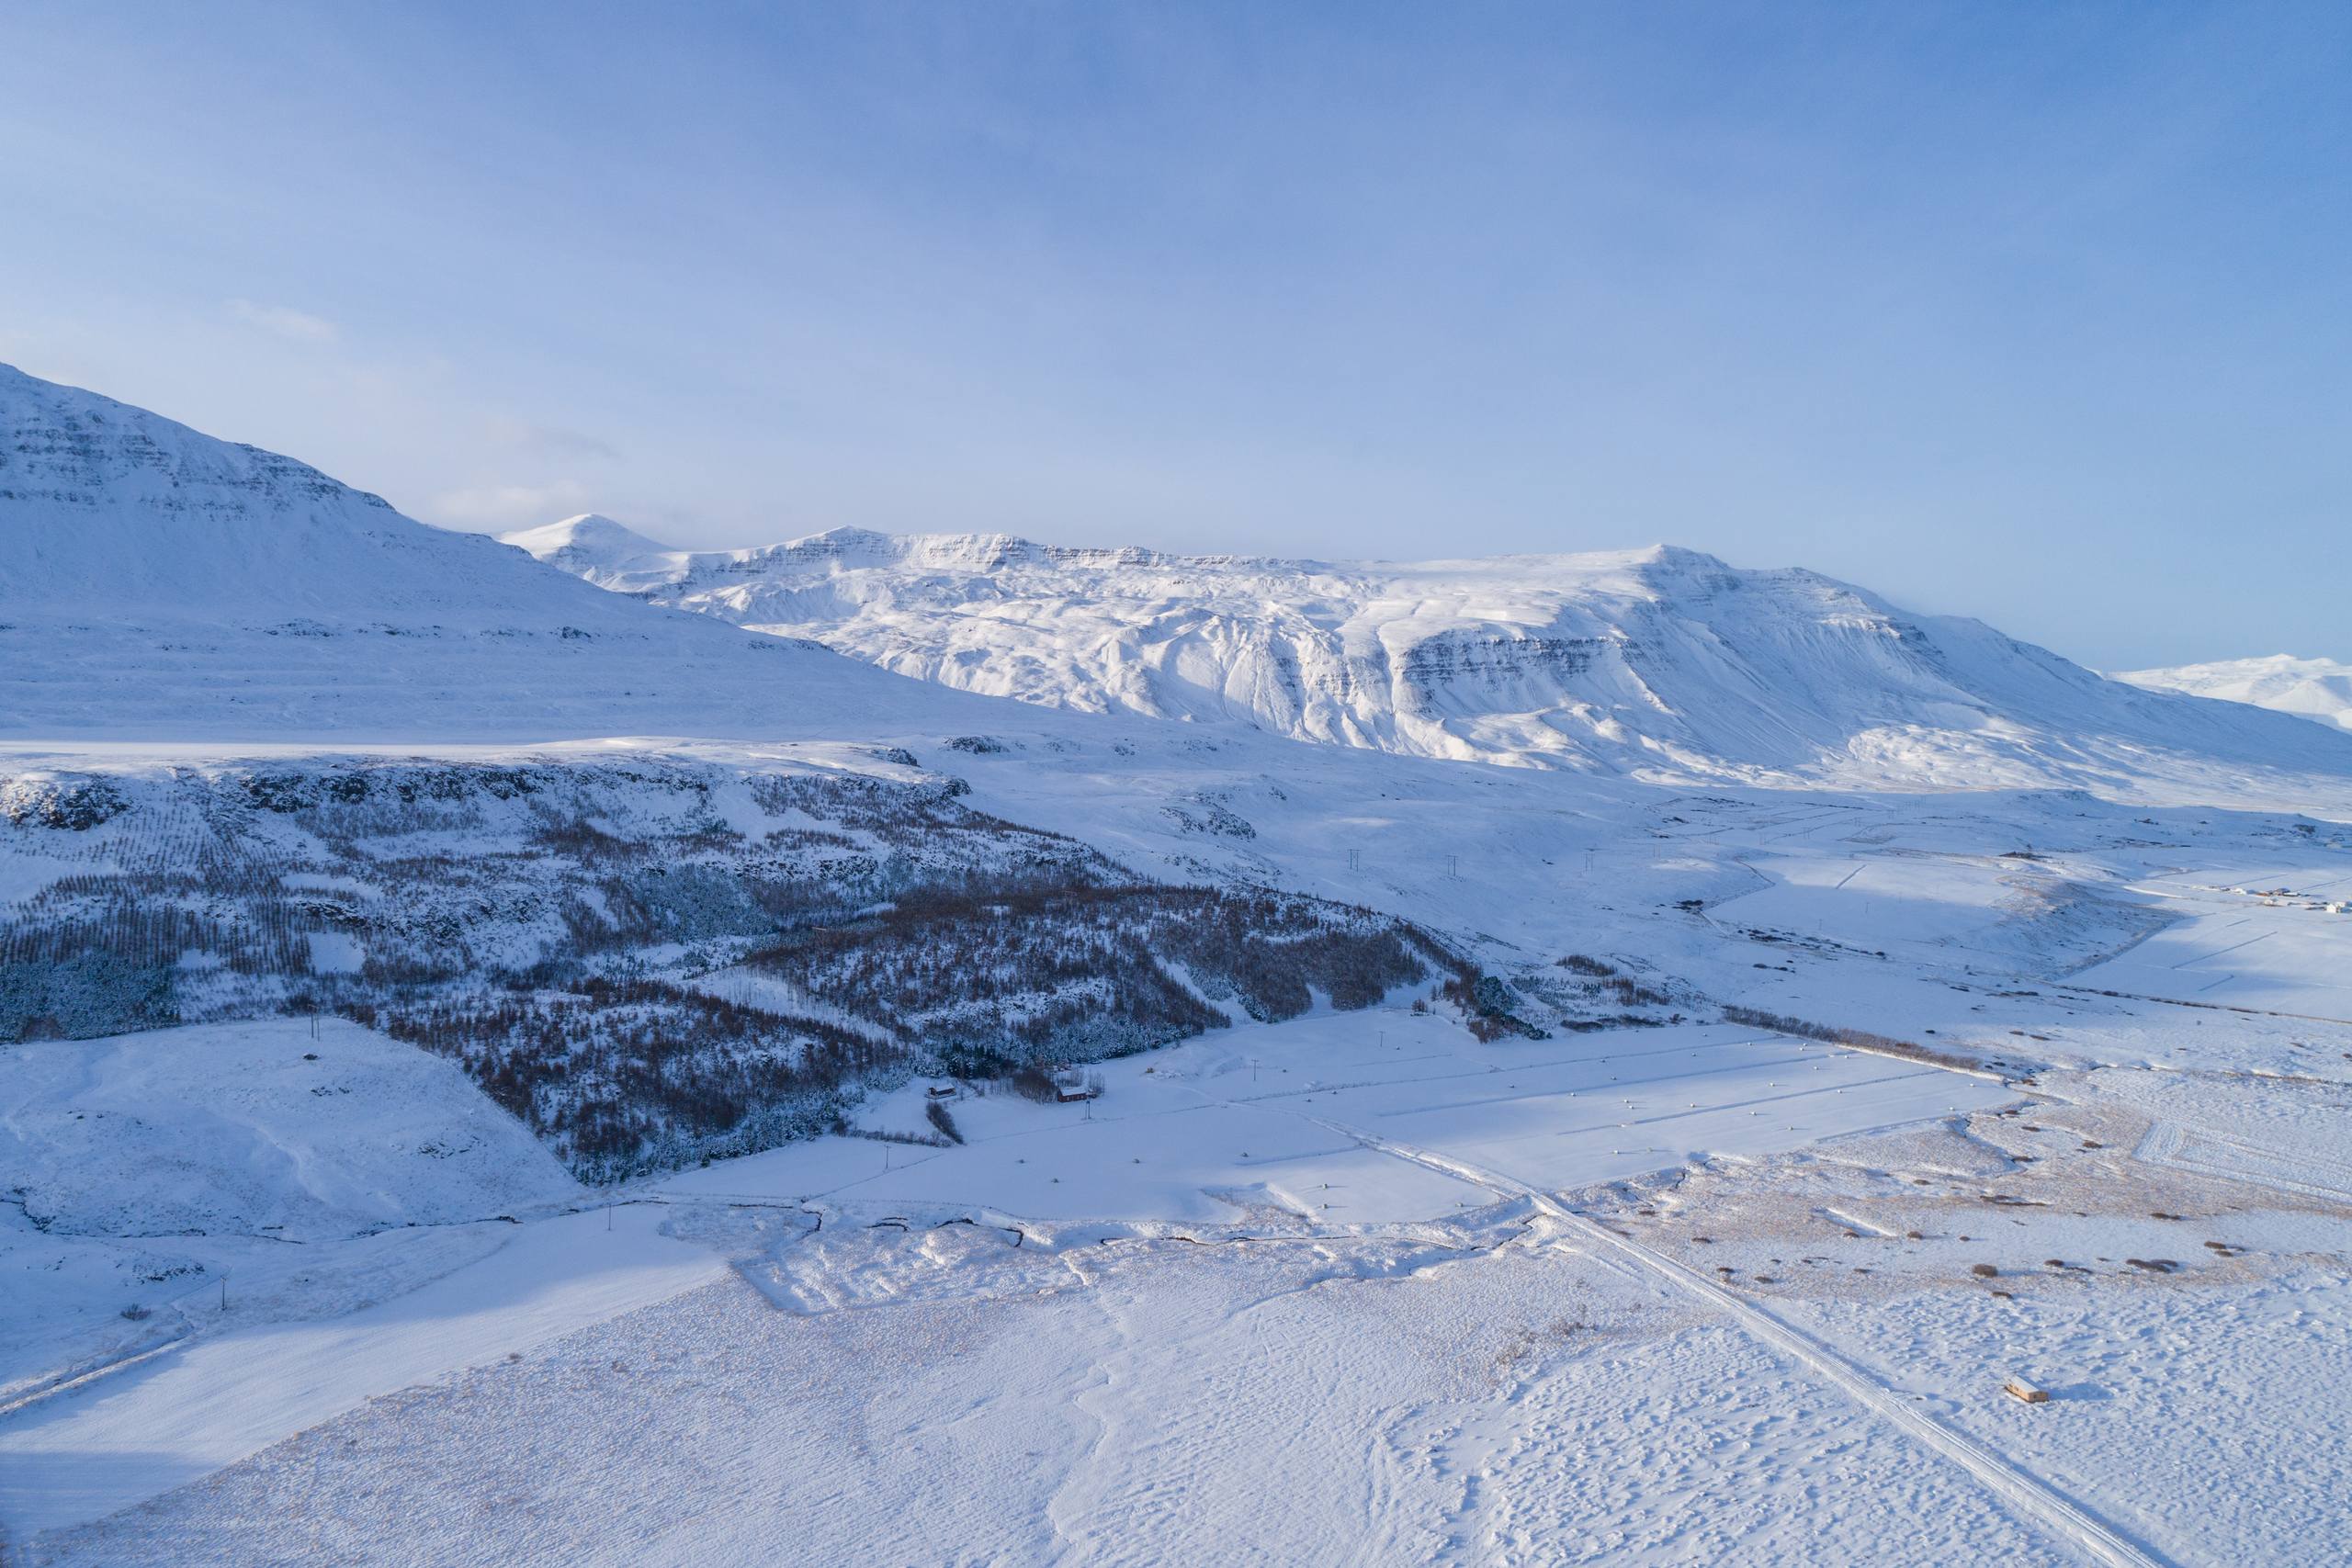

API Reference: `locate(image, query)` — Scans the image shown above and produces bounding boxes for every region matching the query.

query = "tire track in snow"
[1044,1252,1132,1560]
[2132,1121,2352,1205]
[1260,1103,2169,1568]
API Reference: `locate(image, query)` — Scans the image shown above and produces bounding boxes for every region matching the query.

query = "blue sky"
[3,2,2345,670]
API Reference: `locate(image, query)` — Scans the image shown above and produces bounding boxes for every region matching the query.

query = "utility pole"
[1446,854,1459,879]
[1347,848,1362,874]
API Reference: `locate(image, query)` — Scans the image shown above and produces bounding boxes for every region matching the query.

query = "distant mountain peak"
[2118,654,2352,732]
[515,518,2352,792]
[503,513,681,558]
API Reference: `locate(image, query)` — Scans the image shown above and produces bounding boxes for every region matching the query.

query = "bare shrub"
[1720,1005,1983,1071]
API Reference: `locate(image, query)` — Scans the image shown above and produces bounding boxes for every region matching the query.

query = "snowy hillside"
[2116,654,2352,733]
[0,366,1018,744]
[3,1018,581,1242]
[511,515,2352,793]
[0,750,1464,1179]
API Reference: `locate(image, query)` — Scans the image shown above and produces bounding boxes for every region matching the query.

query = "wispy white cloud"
[228,299,339,344]
[429,479,595,530]
[480,413,622,462]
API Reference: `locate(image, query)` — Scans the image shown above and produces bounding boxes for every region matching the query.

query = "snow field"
[19,1215,2085,1567]
[1579,1067,2352,1565]
[2072,862,2352,1019]
[658,1014,2008,1227]
[0,1019,581,1242]
[0,1005,2007,1553]
[0,1204,722,1538]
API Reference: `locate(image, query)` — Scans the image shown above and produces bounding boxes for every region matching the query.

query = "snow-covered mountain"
[0,366,1008,743]
[6,351,2346,808]
[2115,655,2352,733]
[509,515,2352,793]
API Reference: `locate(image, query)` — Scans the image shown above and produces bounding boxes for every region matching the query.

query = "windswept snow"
[0,1205,720,1538]
[17,988,2352,1566]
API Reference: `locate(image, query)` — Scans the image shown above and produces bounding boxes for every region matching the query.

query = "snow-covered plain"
[11,767,2347,1564]
[659,1014,2008,1229]
[5,366,2352,1563]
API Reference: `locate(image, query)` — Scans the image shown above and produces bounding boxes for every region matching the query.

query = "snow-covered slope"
[2116,655,2352,733]
[2,1019,580,1241]
[510,515,2352,793]
[0,367,1020,744]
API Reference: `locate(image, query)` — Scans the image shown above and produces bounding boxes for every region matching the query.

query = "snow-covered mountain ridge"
[2117,655,2352,733]
[0,366,1018,744]
[509,513,2352,794]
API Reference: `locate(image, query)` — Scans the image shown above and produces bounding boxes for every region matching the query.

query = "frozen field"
[659,1013,2009,1225]
[2071,863,2352,1019]
[17,1045,2352,1567]
[4,756,2350,1563]
[1,1008,2008,1543]
[12,955,2352,1564]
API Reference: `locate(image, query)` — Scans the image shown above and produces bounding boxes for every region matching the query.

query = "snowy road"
[1188,1057,2169,1568]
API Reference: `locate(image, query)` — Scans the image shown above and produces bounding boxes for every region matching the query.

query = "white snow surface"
[10,764,2350,1562]
[1,1019,580,1242]
[0,1204,718,1538]
[509,513,2352,797]
[2117,653,2352,733]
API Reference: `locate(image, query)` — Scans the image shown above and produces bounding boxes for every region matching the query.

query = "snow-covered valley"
[5,364,2351,1564]
[13,824,2352,1563]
